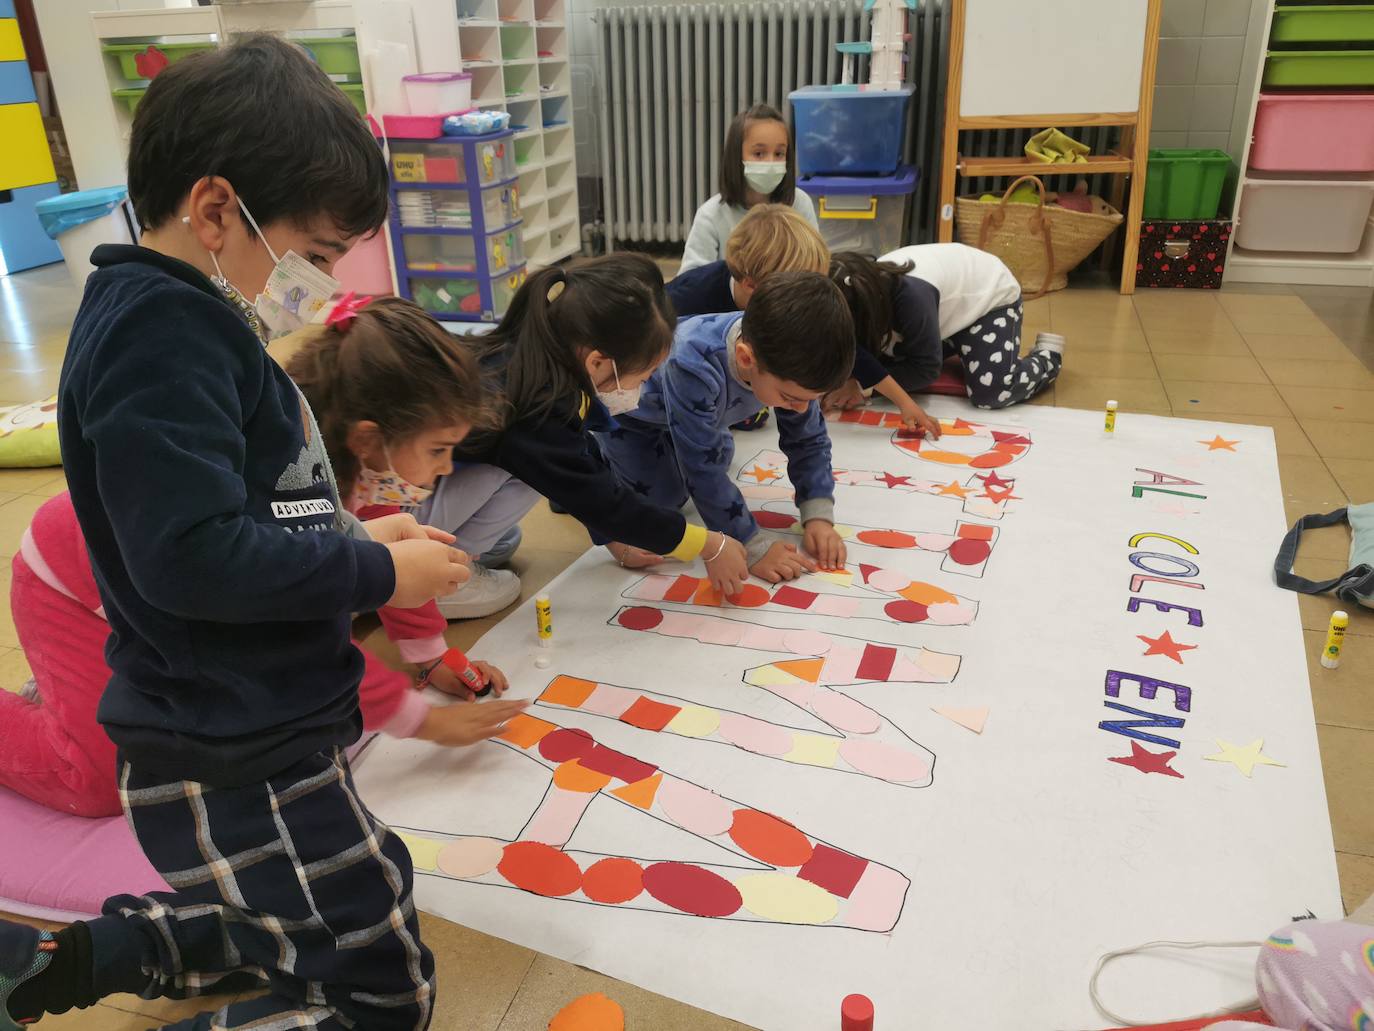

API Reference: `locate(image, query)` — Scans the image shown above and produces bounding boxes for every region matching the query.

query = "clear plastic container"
[409,267,528,320]
[395,183,519,231]
[789,84,915,176]
[401,225,524,274]
[1251,93,1374,173]
[1235,179,1374,253]
[403,72,473,116]
[801,166,917,255]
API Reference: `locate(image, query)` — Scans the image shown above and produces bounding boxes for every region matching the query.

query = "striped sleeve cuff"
[667,522,709,562]
[397,634,447,666]
[381,689,431,740]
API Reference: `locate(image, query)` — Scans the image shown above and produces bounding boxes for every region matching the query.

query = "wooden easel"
[935,0,1163,294]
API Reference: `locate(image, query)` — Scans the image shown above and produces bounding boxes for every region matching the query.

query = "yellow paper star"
[1199,435,1240,452]
[744,464,781,482]
[1202,738,1286,777]
[936,480,971,498]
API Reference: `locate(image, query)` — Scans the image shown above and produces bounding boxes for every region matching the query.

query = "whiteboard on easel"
[959,0,1149,118]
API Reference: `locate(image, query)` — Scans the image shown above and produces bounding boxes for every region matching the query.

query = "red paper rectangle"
[619,696,681,733]
[797,843,868,899]
[771,585,817,610]
[855,644,897,682]
[662,574,699,603]
[859,410,883,426]
[958,523,995,541]
[581,744,659,784]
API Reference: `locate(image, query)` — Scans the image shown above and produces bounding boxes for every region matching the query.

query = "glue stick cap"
[1332,610,1349,626]
[1106,399,1118,410]
[841,994,874,1031]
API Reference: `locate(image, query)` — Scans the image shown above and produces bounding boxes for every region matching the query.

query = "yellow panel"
[0,21,25,63]
[0,103,55,191]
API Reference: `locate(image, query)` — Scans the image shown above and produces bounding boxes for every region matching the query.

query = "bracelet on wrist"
[704,534,728,562]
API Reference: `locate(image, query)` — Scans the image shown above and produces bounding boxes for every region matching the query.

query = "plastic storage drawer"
[1143,149,1232,220]
[1251,93,1374,173]
[1235,179,1374,253]
[1270,4,1374,43]
[102,41,215,79]
[400,225,524,275]
[789,85,915,176]
[390,138,516,185]
[1264,51,1374,88]
[409,267,527,320]
[294,36,361,77]
[800,166,918,255]
[394,183,519,231]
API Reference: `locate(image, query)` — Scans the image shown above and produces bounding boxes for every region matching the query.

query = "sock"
[1033,331,1065,355]
[7,923,96,1020]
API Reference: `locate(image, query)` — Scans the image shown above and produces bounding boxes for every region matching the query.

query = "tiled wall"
[1151,0,1259,154]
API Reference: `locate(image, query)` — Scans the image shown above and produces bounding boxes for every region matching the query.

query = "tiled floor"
[1,263,1372,1028]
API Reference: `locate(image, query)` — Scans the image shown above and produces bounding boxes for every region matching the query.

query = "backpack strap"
[1275,508,1358,595]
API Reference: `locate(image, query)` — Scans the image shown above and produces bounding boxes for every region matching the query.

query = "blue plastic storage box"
[789,84,915,176]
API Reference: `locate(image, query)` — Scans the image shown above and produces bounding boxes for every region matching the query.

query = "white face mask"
[353,445,435,508]
[743,160,786,195]
[597,360,643,416]
[203,198,341,342]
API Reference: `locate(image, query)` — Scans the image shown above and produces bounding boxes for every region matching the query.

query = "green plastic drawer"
[1264,50,1374,87]
[294,36,361,77]
[102,41,215,80]
[1143,148,1232,220]
[112,86,145,115]
[1271,5,1374,44]
[339,83,365,117]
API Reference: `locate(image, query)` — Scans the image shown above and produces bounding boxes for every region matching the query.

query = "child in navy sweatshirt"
[600,271,855,582]
[2,36,482,1031]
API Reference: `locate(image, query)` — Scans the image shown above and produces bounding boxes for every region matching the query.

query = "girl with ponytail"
[421,252,750,606]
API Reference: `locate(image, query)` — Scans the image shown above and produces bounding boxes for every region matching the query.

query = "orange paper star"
[1137,629,1197,664]
[1199,435,1240,451]
[936,480,971,498]
[744,464,781,482]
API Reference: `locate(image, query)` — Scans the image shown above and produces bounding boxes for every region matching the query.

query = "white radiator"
[594,0,948,247]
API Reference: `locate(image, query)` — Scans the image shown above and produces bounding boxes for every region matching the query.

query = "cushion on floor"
[918,357,967,397]
[0,395,60,468]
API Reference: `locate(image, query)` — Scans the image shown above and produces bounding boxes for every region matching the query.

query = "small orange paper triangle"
[610,772,662,810]
[932,706,988,734]
[774,657,825,683]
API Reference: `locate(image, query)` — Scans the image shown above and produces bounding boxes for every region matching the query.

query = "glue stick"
[841,994,874,1031]
[442,649,491,697]
[1104,399,1118,435]
[1321,610,1348,670]
[534,594,553,668]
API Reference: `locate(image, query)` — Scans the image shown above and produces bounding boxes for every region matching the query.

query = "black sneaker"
[731,409,770,432]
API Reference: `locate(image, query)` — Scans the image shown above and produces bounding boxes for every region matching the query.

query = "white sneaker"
[1034,331,1065,355]
[435,562,522,619]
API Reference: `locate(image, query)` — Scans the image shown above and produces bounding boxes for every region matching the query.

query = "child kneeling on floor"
[830,243,1064,411]
[598,271,855,590]
[2,34,480,1030]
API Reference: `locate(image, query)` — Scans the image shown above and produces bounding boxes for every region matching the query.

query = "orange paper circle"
[728,809,814,867]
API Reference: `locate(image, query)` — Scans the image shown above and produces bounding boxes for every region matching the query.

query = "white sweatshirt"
[680,191,819,272]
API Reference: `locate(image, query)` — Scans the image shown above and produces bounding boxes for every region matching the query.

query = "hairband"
[325,291,371,332]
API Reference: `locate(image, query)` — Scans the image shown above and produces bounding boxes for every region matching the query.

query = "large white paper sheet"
[353,399,1340,1030]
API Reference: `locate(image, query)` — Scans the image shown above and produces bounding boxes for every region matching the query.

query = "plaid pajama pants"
[98,748,434,1030]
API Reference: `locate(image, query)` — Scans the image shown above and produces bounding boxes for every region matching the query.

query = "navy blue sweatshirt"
[58,245,396,787]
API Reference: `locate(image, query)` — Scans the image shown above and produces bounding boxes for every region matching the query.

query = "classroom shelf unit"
[458,0,580,267]
[1224,0,1374,287]
[386,129,528,322]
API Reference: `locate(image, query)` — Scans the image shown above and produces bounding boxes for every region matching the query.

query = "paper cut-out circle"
[927,601,975,625]
[616,606,663,631]
[582,857,644,904]
[855,529,917,549]
[657,778,735,836]
[839,739,930,783]
[436,837,504,879]
[812,691,882,734]
[914,533,956,551]
[726,584,771,608]
[499,841,583,897]
[538,727,595,763]
[728,809,814,866]
[946,538,991,566]
[865,568,910,593]
[782,629,833,656]
[549,993,625,1031]
[718,714,795,756]
[642,862,742,917]
[553,760,613,793]
[884,599,929,623]
[735,872,838,925]
[752,510,797,530]
[664,704,721,738]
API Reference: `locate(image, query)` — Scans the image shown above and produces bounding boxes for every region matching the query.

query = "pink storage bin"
[1251,92,1374,172]
[382,110,474,139]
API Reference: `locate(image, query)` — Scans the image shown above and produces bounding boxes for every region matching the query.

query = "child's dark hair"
[128,33,388,237]
[286,298,500,494]
[830,251,914,357]
[742,271,854,393]
[720,104,798,208]
[471,253,676,423]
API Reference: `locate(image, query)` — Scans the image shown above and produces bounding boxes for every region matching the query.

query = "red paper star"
[976,471,1014,488]
[1137,629,1197,664]
[1199,435,1240,451]
[981,484,1021,503]
[1109,741,1184,778]
[877,472,911,488]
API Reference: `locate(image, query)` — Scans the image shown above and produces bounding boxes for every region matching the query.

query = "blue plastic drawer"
[789,84,914,176]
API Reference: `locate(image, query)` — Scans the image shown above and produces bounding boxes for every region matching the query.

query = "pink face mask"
[353,447,434,508]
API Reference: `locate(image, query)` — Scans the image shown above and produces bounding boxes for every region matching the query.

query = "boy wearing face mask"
[599,272,855,586]
[4,36,464,1030]
[679,104,818,274]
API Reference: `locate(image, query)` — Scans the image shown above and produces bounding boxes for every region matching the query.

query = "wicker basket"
[955,175,1124,297]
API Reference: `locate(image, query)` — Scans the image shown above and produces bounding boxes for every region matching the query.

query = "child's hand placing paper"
[802,520,846,571]
[823,377,867,412]
[899,402,943,440]
[750,540,817,583]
